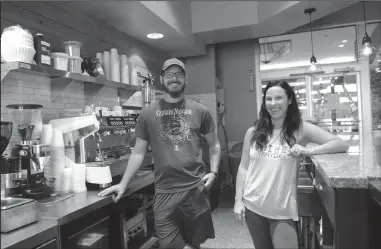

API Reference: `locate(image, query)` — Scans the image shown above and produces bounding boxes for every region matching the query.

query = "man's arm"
[203,129,221,174]
[119,137,149,190]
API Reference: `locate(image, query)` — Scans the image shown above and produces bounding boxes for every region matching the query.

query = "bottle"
[34,33,52,67]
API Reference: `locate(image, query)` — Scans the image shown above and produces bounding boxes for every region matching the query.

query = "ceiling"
[51,1,381,58]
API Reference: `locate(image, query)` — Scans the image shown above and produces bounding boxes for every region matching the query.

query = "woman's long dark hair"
[251,81,302,150]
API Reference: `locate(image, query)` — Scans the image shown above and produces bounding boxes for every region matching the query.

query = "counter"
[1,170,154,249]
[309,133,381,188]
[307,133,381,249]
[1,219,57,249]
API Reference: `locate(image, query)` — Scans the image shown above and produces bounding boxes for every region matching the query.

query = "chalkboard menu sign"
[105,116,137,127]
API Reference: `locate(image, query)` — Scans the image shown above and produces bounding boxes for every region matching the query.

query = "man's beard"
[163,83,186,98]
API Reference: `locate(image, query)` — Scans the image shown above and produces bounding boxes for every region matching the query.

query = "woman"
[234,81,348,249]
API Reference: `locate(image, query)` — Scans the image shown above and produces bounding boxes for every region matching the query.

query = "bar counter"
[308,132,381,188]
[1,170,154,249]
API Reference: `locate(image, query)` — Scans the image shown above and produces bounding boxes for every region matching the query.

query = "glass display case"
[261,72,360,135]
[310,73,359,133]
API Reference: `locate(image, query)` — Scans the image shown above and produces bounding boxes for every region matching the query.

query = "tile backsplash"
[0,71,140,155]
[1,72,218,155]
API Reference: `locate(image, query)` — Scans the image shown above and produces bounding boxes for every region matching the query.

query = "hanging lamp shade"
[361,1,374,56]
[304,8,324,74]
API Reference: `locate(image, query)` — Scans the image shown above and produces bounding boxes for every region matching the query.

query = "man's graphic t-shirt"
[135,98,215,193]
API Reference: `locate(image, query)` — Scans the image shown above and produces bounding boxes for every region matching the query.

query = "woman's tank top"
[243,129,299,221]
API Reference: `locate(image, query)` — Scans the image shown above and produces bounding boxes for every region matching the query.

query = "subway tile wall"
[1,72,217,155]
[1,71,140,155]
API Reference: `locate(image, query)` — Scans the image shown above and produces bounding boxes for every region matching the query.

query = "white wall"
[191,1,258,33]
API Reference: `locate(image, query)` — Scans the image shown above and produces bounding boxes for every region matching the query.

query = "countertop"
[309,132,381,189]
[1,217,57,249]
[1,170,154,249]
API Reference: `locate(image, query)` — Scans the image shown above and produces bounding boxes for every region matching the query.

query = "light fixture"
[361,1,373,56]
[342,40,348,43]
[146,33,164,39]
[338,44,345,48]
[304,8,324,73]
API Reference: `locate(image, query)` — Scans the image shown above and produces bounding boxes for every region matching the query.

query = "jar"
[51,52,69,71]
[68,56,83,73]
[63,41,81,57]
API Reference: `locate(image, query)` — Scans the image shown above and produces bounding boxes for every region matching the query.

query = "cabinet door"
[34,238,57,249]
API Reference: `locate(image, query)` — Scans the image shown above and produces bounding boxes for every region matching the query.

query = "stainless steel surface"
[80,137,86,163]
[99,183,111,189]
[85,152,153,177]
[1,219,57,249]
[1,197,34,210]
[1,62,142,91]
[38,170,154,226]
[37,192,74,205]
[1,197,38,233]
[1,170,153,248]
[1,172,23,192]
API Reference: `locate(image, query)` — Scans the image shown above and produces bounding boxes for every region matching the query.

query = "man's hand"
[202,173,216,190]
[98,184,126,203]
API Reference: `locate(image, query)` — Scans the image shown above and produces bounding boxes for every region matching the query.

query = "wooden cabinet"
[314,169,370,249]
[34,239,57,249]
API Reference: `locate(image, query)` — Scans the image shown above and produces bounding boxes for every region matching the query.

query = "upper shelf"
[1,62,142,91]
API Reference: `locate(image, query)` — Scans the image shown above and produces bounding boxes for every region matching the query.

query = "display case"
[260,72,361,134]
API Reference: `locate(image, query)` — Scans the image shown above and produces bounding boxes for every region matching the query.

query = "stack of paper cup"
[120,55,129,84]
[110,48,120,82]
[96,52,103,65]
[60,168,72,193]
[46,129,66,191]
[40,124,53,145]
[103,51,111,80]
[72,163,87,193]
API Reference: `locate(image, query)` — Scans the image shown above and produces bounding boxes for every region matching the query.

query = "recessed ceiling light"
[147,33,164,39]
[338,44,345,48]
[342,40,348,43]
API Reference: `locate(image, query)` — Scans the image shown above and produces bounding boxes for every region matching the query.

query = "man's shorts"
[153,184,215,248]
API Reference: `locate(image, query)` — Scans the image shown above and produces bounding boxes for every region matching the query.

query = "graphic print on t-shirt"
[156,108,192,150]
[252,143,291,159]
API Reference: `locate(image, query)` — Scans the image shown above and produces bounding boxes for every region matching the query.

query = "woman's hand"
[98,184,125,203]
[289,144,312,157]
[234,199,246,223]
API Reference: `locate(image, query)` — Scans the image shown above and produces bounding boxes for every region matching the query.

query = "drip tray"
[37,192,74,205]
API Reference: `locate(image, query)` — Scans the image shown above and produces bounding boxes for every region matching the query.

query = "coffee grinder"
[6,104,52,199]
[0,121,24,197]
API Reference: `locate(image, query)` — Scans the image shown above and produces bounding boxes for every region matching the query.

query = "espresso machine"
[0,121,23,197]
[6,104,52,199]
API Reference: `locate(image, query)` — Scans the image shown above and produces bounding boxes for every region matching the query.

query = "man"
[99,58,221,249]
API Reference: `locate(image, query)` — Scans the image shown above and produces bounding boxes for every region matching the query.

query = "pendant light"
[304,8,324,73]
[361,1,374,56]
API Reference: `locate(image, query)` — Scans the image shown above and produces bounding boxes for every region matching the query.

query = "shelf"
[1,62,142,102]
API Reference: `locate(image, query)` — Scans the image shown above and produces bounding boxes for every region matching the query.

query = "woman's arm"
[235,127,255,202]
[300,121,349,156]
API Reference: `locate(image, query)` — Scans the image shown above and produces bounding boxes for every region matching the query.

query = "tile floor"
[201,187,254,249]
